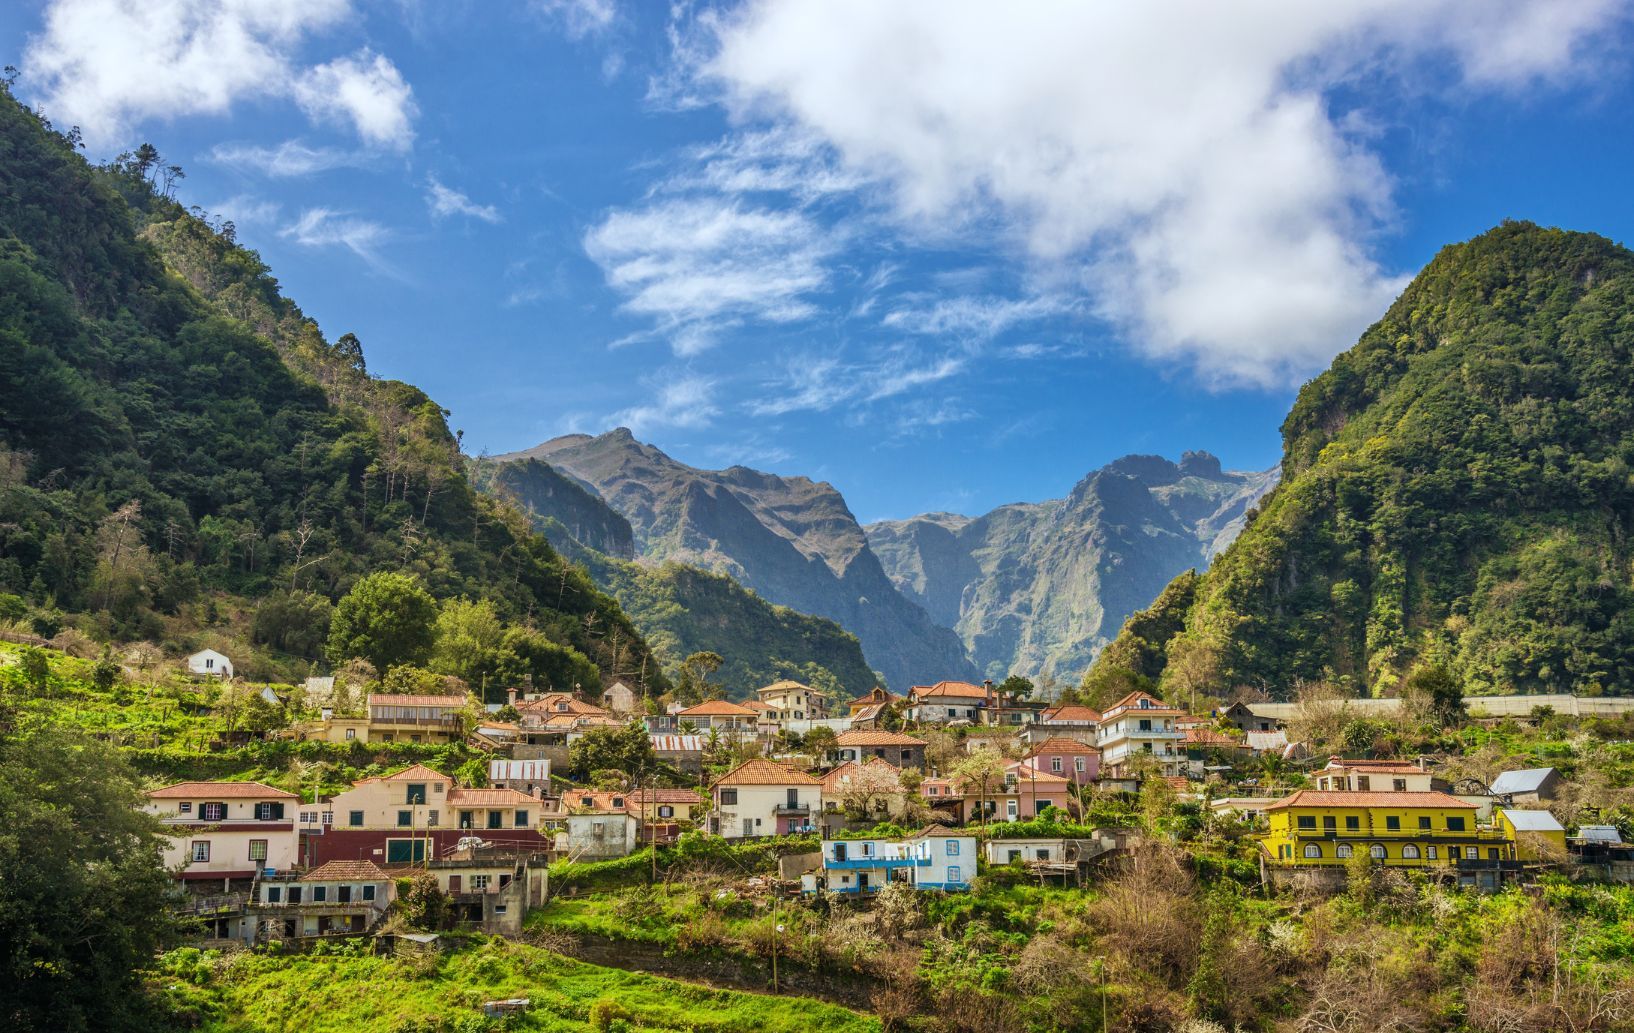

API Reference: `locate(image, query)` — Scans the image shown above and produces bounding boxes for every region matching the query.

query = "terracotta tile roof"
[1103,691,1184,717]
[1266,790,1477,811]
[1025,736,1097,755]
[711,758,822,787]
[447,788,541,807]
[301,860,389,881]
[677,700,759,717]
[1184,728,1242,747]
[757,680,810,694]
[849,688,895,705]
[517,694,607,716]
[1008,762,1071,785]
[912,824,968,838]
[1040,705,1101,723]
[367,693,468,708]
[1319,757,1425,774]
[563,790,630,811]
[380,764,450,783]
[741,699,777,712]
[148,781,296,799]
[910,680,993,700]
[628,788,703,804]
[834,729,926,747]
[1164,776,1193,792]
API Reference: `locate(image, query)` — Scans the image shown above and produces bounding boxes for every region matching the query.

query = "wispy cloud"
[584,198,837,355]
[749,345,970,417]
[280,207,392,270]
[609,373,720,436]
[210,139,370,178]
[532,0,616,40]
[208,194,282,228]
[293,48,418,152]
[881,294,1075,340]
[426,176,502,223]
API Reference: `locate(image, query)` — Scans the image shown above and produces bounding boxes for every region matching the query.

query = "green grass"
[156,938,880,1033]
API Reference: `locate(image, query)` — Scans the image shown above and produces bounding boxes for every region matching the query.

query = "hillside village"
[10,631,1634,1030]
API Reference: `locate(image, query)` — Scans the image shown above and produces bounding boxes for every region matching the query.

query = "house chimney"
[507,687,518,707]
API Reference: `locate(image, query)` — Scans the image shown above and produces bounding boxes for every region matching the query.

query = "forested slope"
[0,89,662,691]
[1091,222,1634,698]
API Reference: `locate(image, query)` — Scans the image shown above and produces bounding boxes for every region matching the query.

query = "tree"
[567,723,656,781]
[430,597,507,689]
[1402,661,1464,729]
[496,627,600,698]
[803,724,839,762]
[252,589,333,659]
[16,646,51,695]
[673,651,723,705]
[0,722,177,1031]
[834,761,904,819]
[997,674,1035,701]
[327,571,437,674]
[951,748,1007,829]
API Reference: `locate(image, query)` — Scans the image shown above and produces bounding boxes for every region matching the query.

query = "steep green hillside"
[0,90,661,691]
[1093,222,1634,698]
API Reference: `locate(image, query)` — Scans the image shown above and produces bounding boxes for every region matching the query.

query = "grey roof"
[1574,825,1624,843]
[1489,768,1559,795]
[1499,808,1564,832]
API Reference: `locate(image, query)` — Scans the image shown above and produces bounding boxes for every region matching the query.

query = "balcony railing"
[774,804,812,815]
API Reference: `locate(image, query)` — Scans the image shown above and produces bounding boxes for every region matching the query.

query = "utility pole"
[771,889,780,993]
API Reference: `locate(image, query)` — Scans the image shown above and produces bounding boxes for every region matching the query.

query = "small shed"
[1489,767,1564,804]
[187,649,234,679]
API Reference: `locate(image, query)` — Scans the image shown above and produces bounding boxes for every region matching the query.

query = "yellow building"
[1261,790,1513,867]
[1495,808,1567,860]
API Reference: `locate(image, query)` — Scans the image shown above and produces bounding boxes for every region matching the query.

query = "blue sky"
[4,2,1633,523]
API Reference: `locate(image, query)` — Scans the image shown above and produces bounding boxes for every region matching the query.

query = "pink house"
[1023,736,1099,786]
[918,762,1072,824]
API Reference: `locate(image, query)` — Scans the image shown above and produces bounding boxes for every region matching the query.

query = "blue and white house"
[802,826,976,895]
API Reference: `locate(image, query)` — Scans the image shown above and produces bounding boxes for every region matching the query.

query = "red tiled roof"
[1103,691,1184,718]
[380,764,449,783]
[302,860,389,881]
[447,788,540,807]
[741,699,777,712]
[677,700,759,717]
[517,694,607,716]
[711,758,822,787]
[1041,705,1101,723]
[910,680,993,700]
[834,729,926,747]
[1184,728,1241,747]
[1008,762,1070,785]
[756,680,810,694]
[367,693,468,707]
[1266,790,1476,811]
[148,781,296,799]
[628,788,703,804]
[1025,736,1097,755]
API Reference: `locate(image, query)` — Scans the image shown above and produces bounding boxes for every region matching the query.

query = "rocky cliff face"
[496,430,979,690]
[481,458,636,559]
[867,453,1276,681]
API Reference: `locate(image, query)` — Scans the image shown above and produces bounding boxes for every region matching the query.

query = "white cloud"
[609,373,720,436]
[280,207,391,268]
[584,198,836,355]
[209,194,282,227]
[749,345,969,417]
[533,0,616,40]
[21,1,421,153]
[293,49,418,152]
[694,0,1625,387]
[210,139,369,177]
[881,294,1075,340]
[426,177,502,223]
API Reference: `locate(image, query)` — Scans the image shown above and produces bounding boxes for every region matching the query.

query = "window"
[1402,844,1421,859]
[249,840,268,862]
[287,887,302,904]
[719,789,738,806]
[266,887,281,903]
[300,811,317,825]
[1346,816,1360,831]
[1297,816,1316,830]
[433,783,444,794]
[658,805,674,818]
[1037,849,1050,860]
[946,840,961,856]
[322,811,333,826]
[1418,817,1431,831]
[255,802,285,820]
[948,865,962,884]
[313,886,327,902]
[191,841,211,862]
[611,797,624,809]
[1447,817,1466,831]
[1357,776,1371,791]
[427,810,438,827]
[459,811,475,829]
[488,812,503,830]
[344,728,356,740]
[1322,816,1336,831]
[406,784,427,805]
[397,810,413,827]
[1386,816,1401,831]
[1336,843,1354,858]
[179,802,193,815]
[1138,719,1153,731]
[1370,844,1387,859]
[200,803,226,822]
[349,810,364,827]
[362,884,376,901]
[1465,847,1478,859]
[1426,846,1438,859]
[1051,757,1063,772]
[1075,757,1085,772]
[514,810,529,827]
[1393,778,1407,791]
[1303,844,1323,858]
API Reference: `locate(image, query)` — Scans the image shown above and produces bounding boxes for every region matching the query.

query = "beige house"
[756,680,828,722]
[295,693,469,745]
[676,699,761,735]
[145,781,300,886]
[601,679,639,716]
[1312,757,1435,793]
[709,759,822,838]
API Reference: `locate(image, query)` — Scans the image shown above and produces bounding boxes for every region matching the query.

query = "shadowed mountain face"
[866,452,1277,681]
[496,430,979,690]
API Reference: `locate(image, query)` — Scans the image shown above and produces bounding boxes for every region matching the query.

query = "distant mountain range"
[490,431,1274,690]
[867,452,1276,681]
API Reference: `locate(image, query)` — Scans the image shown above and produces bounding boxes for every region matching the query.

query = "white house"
[803,826,976,895]
[144,781,299,887]
[555,811,641,860]
[904,681,994,725]
[708,759,822,838]
[187,649,234,679]
[1095,691,1185,777]
[983,838,1068,866]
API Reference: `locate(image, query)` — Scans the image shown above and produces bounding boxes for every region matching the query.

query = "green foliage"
[328,572,438,673]
[1091,223,1634,697]
[0,719,177,1032]
[566,723,657,781]
[252,590,333,658]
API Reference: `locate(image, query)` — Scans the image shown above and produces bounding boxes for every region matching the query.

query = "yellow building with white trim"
[1260,790,1514,867]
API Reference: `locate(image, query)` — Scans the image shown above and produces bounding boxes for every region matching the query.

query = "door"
[448,875,461,893]
[858,872,870,891]
[834,842,848,861]
[742,818,754,836]
[338,885,352,904]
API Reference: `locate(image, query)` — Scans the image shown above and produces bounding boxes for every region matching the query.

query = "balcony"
[773,804,812,816]
[825,855,918,870]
